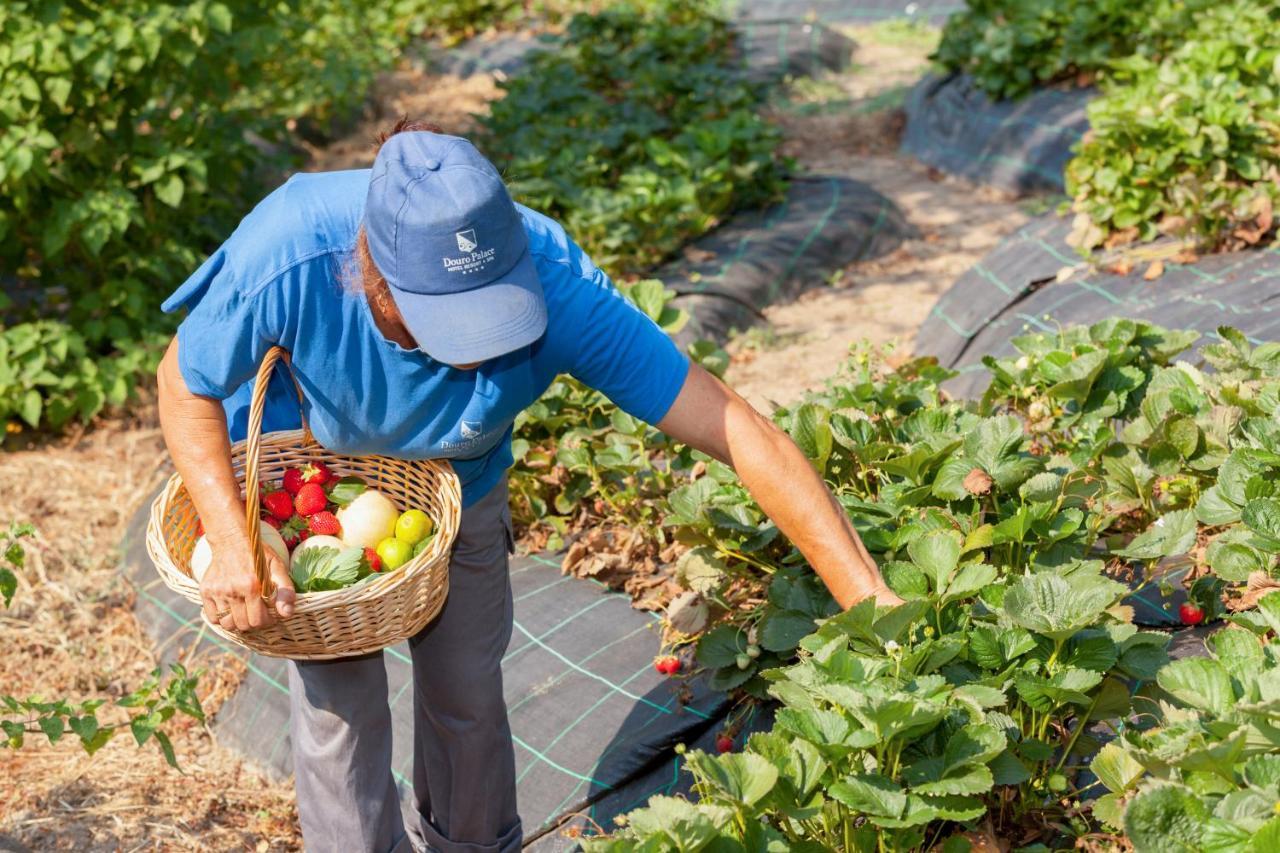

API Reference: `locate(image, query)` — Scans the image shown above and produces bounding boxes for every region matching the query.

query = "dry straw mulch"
[0,403,303,851]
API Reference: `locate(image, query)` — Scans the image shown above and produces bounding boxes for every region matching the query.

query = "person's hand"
[200,535,296,631]
[849,581,905,609]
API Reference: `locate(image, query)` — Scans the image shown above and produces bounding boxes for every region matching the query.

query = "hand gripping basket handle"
[244,346,312,601]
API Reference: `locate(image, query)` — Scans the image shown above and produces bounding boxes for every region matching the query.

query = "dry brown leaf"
[1142,259,1165,281]
[963,468,994,496]
[682,246,717,264]
[1232,572,1280,611]
[1108,258,1135,277]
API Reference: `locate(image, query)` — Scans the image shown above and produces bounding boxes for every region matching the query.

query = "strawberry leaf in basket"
[327,476,367,507]
[290,546,363,593]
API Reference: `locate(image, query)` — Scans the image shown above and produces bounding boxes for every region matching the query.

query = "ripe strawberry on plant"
[309,511,341,536]
[715,734,734,754]
[302,461,333,487]
[294,482,328,516]
[263,490,295,521]
[1179,602,1205,625]
[653,656,681,675]
[282,468,306,496]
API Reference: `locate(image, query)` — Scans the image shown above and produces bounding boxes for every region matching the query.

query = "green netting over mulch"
[120,501,731,841]
[665,175,916,345]
[901,73,1093,194]
[915,214,1280,399]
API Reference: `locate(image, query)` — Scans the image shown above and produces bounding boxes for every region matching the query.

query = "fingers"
[219,596,252,632]
[270,557,297,619]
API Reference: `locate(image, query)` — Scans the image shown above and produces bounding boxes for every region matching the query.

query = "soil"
[1,20,1036,851]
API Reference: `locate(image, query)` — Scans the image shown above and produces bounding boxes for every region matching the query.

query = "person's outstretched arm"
[657,364,902,609]
[157,337,296,631]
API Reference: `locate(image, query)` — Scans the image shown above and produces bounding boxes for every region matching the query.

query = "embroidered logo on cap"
[456,230,478,253]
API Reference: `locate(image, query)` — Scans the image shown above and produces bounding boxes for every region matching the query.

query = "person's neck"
[366,283,419,350]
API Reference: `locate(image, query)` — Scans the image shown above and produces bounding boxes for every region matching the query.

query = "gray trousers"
[287,480,521,853]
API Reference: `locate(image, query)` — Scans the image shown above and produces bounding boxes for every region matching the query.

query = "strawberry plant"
[510,279,726,551]
[478,0,789,275]
[1065,1,1280,252]
[933,0,1212,101]
[1091,601,1280,849]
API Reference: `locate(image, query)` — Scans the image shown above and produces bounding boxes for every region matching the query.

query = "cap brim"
[390,247,547,364]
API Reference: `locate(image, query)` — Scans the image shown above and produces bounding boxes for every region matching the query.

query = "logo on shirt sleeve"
[456,230,478,253]
[460,420,482,439]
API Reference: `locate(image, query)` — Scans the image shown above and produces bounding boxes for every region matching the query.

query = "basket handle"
[244,346,312,600]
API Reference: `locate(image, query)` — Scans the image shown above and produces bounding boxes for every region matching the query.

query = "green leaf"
[906,529,961,592]
[696,625,747,669]
[19,389,42,427]
[791,404,833,473]
[289,545,363,592]
[38,715,64,743]
[828,773,905,819]
[758,610,816,653]
[1002,571,1127,641]
[327,476,367,507]
[1243,499,1280,549]
[1091,743,1145,793]
[686,751,778,806]
[1124,785,1206,853]
[1115,509,1197,560]
[154,174,185,208]
[1157,658,1235,715]
[207,2,234,34]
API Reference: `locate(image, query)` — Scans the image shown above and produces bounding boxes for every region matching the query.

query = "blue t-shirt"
[162,169,690,507]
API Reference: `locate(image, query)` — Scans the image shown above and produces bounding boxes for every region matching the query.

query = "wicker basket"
[146,346,461,659]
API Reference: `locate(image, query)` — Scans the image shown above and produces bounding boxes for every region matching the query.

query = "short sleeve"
[164,250,284,401]
[561,269,691,425]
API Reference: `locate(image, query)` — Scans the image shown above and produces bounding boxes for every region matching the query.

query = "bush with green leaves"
[0,0,435,433]
[479,0,788,275]
[1064,1,1280,252]
[932,0,1211,101]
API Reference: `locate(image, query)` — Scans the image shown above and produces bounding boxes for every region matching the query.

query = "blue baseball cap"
[364,132,546,364]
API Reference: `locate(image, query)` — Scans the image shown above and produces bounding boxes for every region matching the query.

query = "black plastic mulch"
[901,73,1093,195]
[914,214,1280,399]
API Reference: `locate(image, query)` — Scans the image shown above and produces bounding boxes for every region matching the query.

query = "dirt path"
[724,25,1032,412]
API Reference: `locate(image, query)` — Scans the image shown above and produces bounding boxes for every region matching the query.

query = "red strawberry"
[1179,602,1205,625]
[282,468,306,496]
[294,482,328,516]
[364,548,382,573]
[299,529,312,542]
[262,490,295,521]
[715,734,734,754]
[654,656,681,676]
[309,510,341,536]
[278,515,307,550]
[262,515,282,530]
[302,461,333,486]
